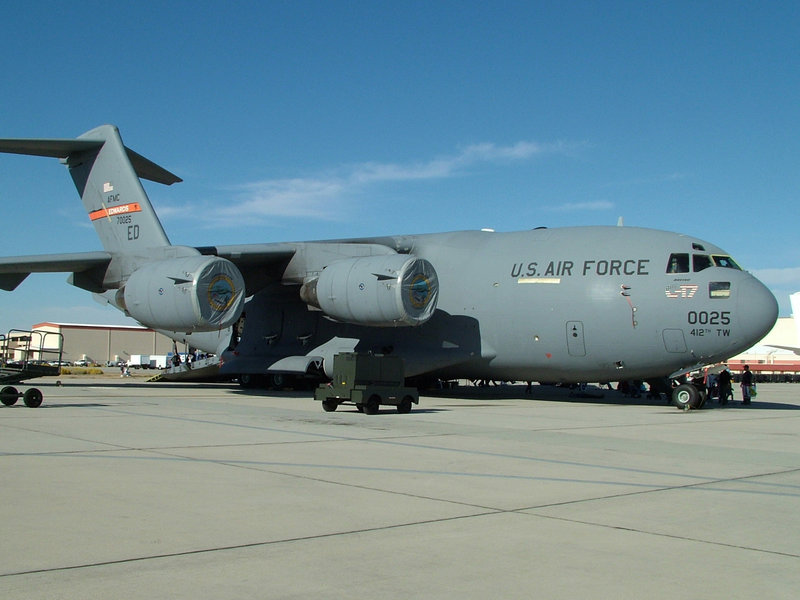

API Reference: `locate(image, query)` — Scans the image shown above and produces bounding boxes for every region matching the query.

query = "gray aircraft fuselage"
[222,226,777,384]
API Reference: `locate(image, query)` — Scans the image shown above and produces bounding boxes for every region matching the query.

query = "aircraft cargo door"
[566,321,586,356]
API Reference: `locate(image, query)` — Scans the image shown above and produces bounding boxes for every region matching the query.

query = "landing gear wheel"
[1,386,18,406]
[397,396,413,414]
[269,373,289,390]
[363,395,380,415]
[696,388,708,409]
[673,384,700,410]
[23,388,43,408]
[238,373,260,388]
[322,399,338,412]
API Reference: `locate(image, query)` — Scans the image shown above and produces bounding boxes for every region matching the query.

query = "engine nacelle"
[122,256,245,331]
[301,254,438,327]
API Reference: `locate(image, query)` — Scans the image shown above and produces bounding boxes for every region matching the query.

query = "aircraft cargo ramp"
[147,356,221,382]
[0,362,59,385]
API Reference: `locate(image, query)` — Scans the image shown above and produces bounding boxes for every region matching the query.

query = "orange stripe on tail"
[89,202,142,221]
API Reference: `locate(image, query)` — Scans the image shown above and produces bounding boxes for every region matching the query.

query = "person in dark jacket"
[741,365,754,405]
[717,367,732,405]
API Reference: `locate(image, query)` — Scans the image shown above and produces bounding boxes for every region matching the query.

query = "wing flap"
[196,244,297,295]
[0,273,29,291]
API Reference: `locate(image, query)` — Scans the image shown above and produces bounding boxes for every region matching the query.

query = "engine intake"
[301,255,438,327]
[122,256,245,331]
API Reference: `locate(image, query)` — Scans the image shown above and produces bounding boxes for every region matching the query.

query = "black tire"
[1,386,18,406]
[696,388,708,409]
[238,373,256,388]
[672,383,700,410]
[23,388,43,408]
[270,373,290,390]
[322,399,338,412]
[397,396,413,414]
[363,395,380,415]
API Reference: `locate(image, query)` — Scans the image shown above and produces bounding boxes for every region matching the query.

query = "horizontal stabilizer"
[0,139,102,158]
[125,147,183,185]
[0,135,182,185]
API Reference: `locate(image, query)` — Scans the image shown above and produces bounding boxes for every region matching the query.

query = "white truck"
[149,355,168,369]
[128,354,150,369]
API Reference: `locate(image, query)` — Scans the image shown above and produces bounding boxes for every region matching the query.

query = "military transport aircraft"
[0,125,779,408]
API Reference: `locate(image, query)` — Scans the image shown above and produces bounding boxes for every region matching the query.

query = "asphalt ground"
[1,378,798,599]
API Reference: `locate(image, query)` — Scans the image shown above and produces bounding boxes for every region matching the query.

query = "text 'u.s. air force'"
[510,259,650,279]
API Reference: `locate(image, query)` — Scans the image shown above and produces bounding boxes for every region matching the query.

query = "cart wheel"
[397,396,414,414]
[363,395,380,415]
[1,386,18,406]
[23,388,43,408]
[322,399,338,412]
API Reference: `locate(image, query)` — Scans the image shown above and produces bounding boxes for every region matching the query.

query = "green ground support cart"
[314,352,419,414]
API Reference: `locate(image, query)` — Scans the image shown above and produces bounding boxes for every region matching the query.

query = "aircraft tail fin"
[0,124,180,254]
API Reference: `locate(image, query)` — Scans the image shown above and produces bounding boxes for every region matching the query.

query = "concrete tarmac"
[1,378,799,599]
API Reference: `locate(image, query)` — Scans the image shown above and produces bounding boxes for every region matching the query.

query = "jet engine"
[300,254,439,327]
[121,256,245,331]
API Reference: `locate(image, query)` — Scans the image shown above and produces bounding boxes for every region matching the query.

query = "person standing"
[741,365,754,405]
[717,366,732,405]
[705,369,718,401]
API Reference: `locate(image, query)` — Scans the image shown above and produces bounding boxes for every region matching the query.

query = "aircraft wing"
[0,245,298,296]
[199,244,298,295]
[203,241,401,294]
[766,344,800,356]
[0,240,399,296]
[0,251,111,291]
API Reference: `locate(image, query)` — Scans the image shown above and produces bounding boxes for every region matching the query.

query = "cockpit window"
[666,253,689,273]
[713,255,741,270]
[693,254,713,272]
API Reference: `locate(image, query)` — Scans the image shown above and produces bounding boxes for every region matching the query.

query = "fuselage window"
[693,254,713,272]
[709,281,731,298]
[666,253,689,273]
[713,255,742,270]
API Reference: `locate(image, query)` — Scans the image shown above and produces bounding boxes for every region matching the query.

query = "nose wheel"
[672,383,705,410]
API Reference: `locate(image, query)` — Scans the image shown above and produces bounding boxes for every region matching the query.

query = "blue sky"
[0,1,798,332]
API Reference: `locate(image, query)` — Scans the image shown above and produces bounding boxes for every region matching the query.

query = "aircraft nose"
[737,277,778,346]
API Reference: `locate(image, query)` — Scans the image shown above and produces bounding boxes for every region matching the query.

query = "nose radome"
[737,278,779,347]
